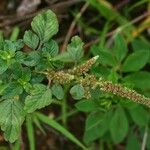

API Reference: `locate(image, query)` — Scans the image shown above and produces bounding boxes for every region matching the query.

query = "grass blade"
[26,115,35,150]
[36,112,89,150]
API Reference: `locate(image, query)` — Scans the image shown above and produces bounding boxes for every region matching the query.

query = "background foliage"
[0,0,150,150]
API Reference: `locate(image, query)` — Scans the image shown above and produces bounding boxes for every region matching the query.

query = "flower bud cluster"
[99,80,150,107]
[47,70,74,84]
[68,56,99,75]
[78,75,98,99]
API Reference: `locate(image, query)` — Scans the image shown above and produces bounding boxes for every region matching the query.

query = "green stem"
[99,140,104,150]
[62,94,67,126]
[56,109,78,121]
[62,85,69,127]
[13,139,21,150]
[36,41,43,51]
[10,27,20,41]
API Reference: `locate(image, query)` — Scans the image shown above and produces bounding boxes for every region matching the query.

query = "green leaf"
[12,64,31,82]
[122,50,149,72]
[132,38,150,52]
[75,100,98,112]
[0,59,8,74]
[24,84,52,113]
[70,84,84,100]
[31,10,58,42]
[113,33,128,61]
[107,69,119,83]
[14,39,24,51]
[36,112,88,150]
[20,68,31,82]
[110,106,129,143]
[0,99,25,142]
[23,51,40,66]
[99,50,117,66]
[129,106,149,127]
[51,52,72,62]
[90,46,117,66]
[42,40,59,57]
[23,30,39,50]
[3,40,17,54]
[126,134,140,150]
[2,82,23,99]
[67,36,84,62]
[88,0,114,20]
[51,83,64,100]
[0,84,8,95]
[15,51,25,63]
[124,71,150,90]
[131,38,150,64]
[83,111,111,144]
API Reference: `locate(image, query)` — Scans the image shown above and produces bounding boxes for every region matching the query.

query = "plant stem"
[141,126,148,150]
[61,85,69,127]
[56,109,78,121]
[12,139,21,150]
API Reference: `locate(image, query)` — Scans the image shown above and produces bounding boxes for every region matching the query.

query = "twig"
[0,0,82,28]
[141,126,148,150]
[115,0,130,9]
[84,11,150,49]
[61,2,89,52]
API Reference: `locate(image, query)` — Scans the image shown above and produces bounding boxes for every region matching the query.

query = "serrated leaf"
[3,40,16,54]
[23,30,39,50]
[0,84,8,95]
[67,36,84,62]
[15,51,25,63]
[113,33,128,61]
[24,84,52,113]
[42,40,59,57]
[23,51,40,66]
[122,50,149,72]
[51,83,64,100]
[2,82,23,99]
[129,106,149,127]
[52,60,64,69]
[0,59,8,74]
[0,99,25,142]
[14,39,24,50]
[110,106,129,143]
[12,63,31,82]
[51,52,72,62]
[31,10,58,42]
[70,84,84,100]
